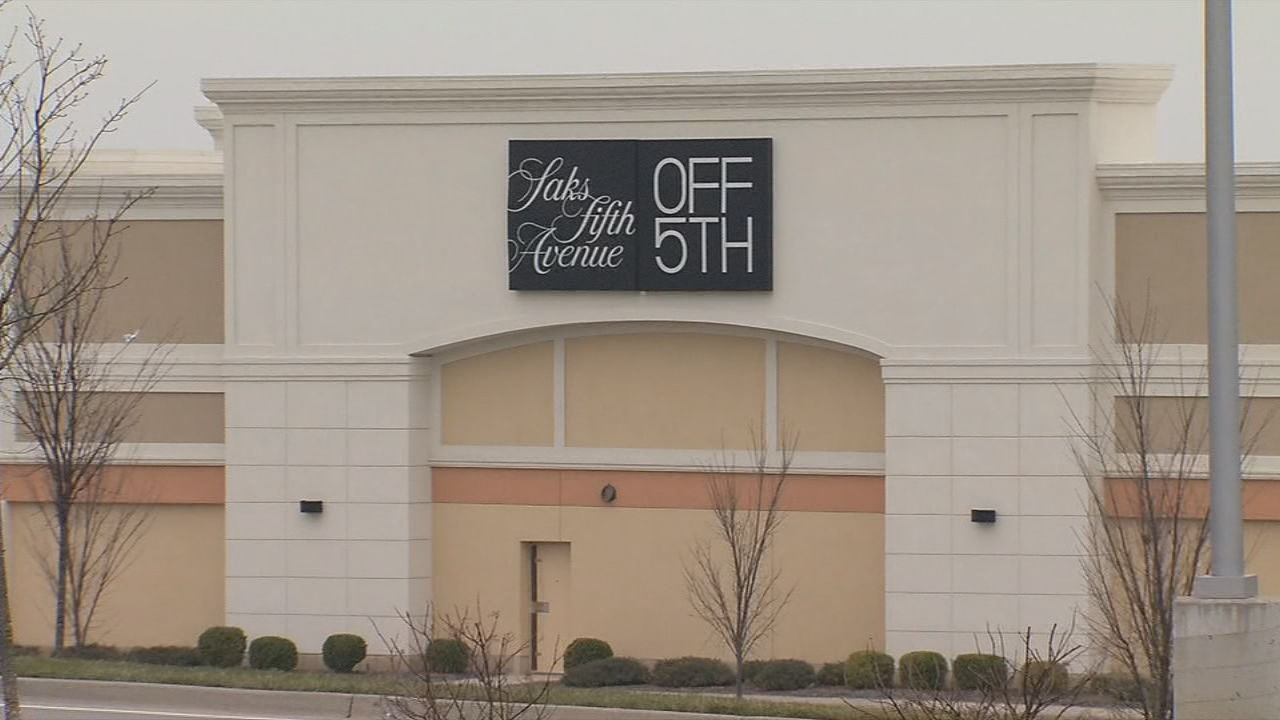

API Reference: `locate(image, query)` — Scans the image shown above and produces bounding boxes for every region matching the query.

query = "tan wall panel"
[442,342,554,446]
[777,342,884,452]
[38,221,224,344]
[1247,520,1280,597]
[1115,213,1280,344]
[432,503,884,665]
[15,392,224,445]
[1114,396,1280,456]
[565,334,765,449]
[10,503,224,648]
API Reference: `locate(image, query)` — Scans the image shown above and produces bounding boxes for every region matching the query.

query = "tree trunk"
[0,507,23,719]
[53,507,69,656]
[735,656,744,699]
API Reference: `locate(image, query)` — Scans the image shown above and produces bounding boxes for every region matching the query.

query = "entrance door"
[529,542,570,672]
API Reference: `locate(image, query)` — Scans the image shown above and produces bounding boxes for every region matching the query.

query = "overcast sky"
[20,0,1280,161]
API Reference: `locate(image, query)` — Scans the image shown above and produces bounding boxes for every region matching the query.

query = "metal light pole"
[1193,0,1257,600]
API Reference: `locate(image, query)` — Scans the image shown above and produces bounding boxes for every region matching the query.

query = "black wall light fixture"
[601,484,618,503]
[300,500,324,514]
[971,508,997,524]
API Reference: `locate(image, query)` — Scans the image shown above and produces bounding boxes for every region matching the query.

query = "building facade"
[6,63,1280,668]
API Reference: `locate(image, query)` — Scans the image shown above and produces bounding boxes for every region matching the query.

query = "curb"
[19,677,384,718]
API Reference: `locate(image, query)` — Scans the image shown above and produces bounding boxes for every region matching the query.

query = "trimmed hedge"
[899,651,947,690]
[562,657,651,687]
[816,662,845,687]
[59,644,124,661]
[564,638,613,670]
[322,633,367,673]
[652,657,735,687]
[1021,660,1070,694]
[126,646,203,666]
[845,650,894,690]
[953,653,1008,691]
[751,659,816,691]
[198,626,246,668]
[742,660,768,683]
[425,638,468,674]
[248,636,298,671]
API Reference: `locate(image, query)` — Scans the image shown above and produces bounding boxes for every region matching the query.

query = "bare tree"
[8,265,169,654]
[684,433,796,699]
[0,3,152,715]
[382,602,557,720]
[1071,302,1262,720]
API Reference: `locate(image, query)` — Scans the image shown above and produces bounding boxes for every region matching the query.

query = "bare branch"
[683,427,796,699]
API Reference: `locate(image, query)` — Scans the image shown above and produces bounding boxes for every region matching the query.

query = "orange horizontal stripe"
[432,467,884,513]
[1105,476,1280,522]
[0,464,224,505]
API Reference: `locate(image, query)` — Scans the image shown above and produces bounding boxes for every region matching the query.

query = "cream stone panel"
[776,342,883,452]
[286,382,347,429]
[441,342,554,447]
[10,503,224,648]
[1115,213,1280,344]
[229,124,282,347]
[1027,113,1082,350]
[226,383,287,429]
[286,115,1010,351]
[564,334,765,450]
[431,503,882,664]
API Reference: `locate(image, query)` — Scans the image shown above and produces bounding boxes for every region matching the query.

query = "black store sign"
[507,139,772,291]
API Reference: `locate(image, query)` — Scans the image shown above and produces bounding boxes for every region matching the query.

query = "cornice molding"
[202,64,1172,115]
[1097,162,1280,201]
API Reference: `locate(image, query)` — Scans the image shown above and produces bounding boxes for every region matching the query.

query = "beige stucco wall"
[1115,212,1280,344]
[15,392,225,445]
[1114,396,1280,456]
[441,342,554,446]
[565,334,766,449]
[777,342,884,452]
[1247,521,1280,596]
[9,502,225,648]
[432,502,884,665]
[45,220,224,344]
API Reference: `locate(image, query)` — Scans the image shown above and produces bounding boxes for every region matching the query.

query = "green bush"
[322,634,367,673]
[126,646,203,666]
[563,638,613,670]
[652,657,735,687]
[953,653,1008,691]
[751,659,816,691]
[248,636,298,671]
[899,651,947,690]
[59,644,123,661]
[562,657,651,687]
[1021,660,1070,694]
[742,660,768,683]
[816,662,845,686]
[845,650,894,690]
[11,645,39,657]
[425,638,468,674]
[197,626,246,668]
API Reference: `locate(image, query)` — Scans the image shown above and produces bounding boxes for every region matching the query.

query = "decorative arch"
[405,317,890,360]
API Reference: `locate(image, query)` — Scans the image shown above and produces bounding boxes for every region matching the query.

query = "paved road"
[25,703,341,720]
